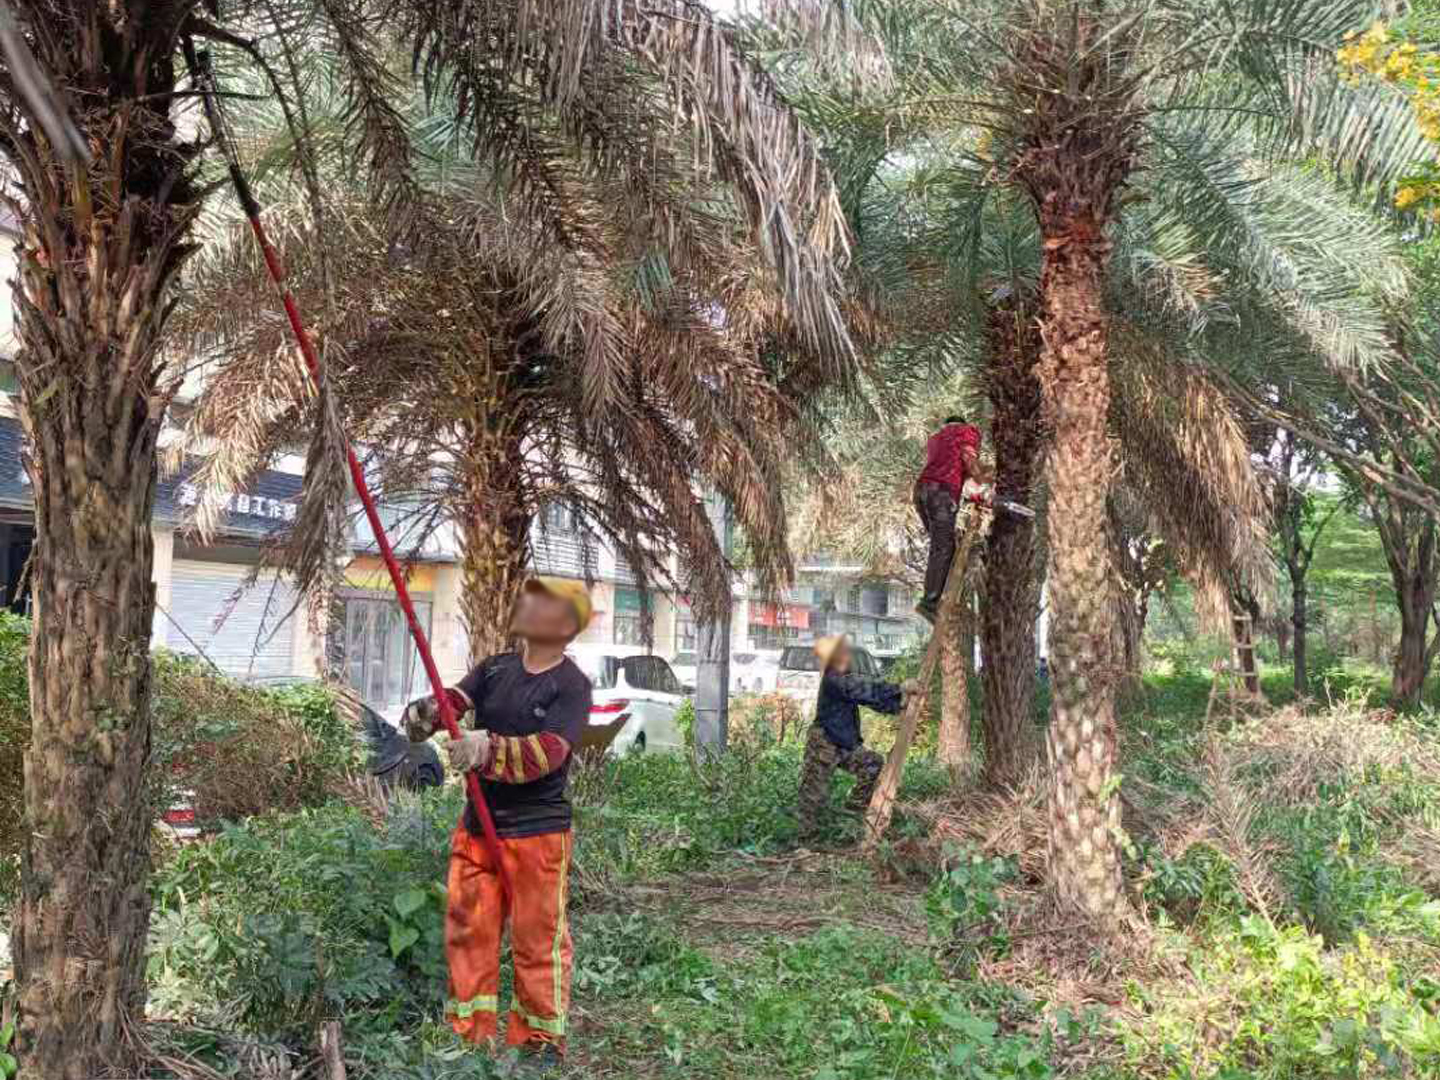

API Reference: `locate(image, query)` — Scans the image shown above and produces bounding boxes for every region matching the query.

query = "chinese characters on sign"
[177,482,298,522]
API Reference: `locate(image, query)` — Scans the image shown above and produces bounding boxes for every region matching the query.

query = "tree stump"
[319,1021,347,1080]
[863,514,982,849]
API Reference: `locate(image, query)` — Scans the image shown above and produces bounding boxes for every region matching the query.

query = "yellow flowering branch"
[1338,20,1440,215]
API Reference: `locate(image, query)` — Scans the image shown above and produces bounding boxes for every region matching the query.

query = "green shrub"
[1123,917,1440,1077]
[149,788,460,1037]
[926,845,1016,970]
[1138,842,1246,926]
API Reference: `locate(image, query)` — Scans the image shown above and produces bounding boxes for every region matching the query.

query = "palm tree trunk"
[1034,225,1127,928]
[6,23,199,1072]
[459,509,532,661]
[980,299,1042,786]
[458,425,533,660]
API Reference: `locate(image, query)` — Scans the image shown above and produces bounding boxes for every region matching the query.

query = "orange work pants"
[445,826,574,1049]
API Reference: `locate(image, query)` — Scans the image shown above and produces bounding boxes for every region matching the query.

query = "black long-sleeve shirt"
[814,670,904,752]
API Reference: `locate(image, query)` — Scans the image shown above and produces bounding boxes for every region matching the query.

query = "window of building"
[750,624,800,650]
[675,614,696,652]
[613,586,647,646]
[541,501,578,535]
[343,595,432,717]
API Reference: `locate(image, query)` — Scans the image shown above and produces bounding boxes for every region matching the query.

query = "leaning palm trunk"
[980,299,1043,786]
[1034,223,1127,928]
[6,23,199,1075]
[936,582,971,772]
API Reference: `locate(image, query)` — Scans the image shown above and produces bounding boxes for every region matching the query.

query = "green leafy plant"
[0,1018,17,1080]
[926,845,1016,972]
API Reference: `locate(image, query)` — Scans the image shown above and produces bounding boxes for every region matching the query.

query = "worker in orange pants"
[445,827,572,1047]
[404,577,594,1070]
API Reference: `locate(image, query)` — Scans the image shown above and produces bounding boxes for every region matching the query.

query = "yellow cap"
[813,634,849,672]
[523,576,593,637]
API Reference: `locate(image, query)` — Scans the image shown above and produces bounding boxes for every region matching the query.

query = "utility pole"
[693,492,731,758]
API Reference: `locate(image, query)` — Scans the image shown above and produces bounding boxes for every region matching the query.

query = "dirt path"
[620,851,931,962]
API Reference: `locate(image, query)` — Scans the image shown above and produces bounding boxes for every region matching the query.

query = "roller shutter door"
[164,560,297,678]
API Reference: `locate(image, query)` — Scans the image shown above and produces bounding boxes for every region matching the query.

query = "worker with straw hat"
[402,576,593,1073]
[797,633,918,843]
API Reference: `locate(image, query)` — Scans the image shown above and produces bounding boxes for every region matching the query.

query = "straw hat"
[813,634,850,672]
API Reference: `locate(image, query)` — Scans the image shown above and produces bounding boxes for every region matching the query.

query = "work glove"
[446,730,493,773]
[402,695,442,743]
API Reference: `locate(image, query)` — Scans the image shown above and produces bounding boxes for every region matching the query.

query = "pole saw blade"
[996,499,1036,519]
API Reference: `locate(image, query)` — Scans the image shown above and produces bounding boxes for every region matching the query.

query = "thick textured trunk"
[937,581,971,772]
[459,507,532,661]
[1035,223,1127,927]
[8,53,197,1080]
[980,300,1042,786]
[7,18,198,1076]
[17,414,158,1079]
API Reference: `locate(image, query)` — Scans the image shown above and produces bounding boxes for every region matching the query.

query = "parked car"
[670,650,699,693]
[731,649,782,694]
[776,642,885,708]
[566,644,686,755]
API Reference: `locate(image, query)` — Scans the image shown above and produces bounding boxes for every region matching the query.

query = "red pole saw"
[186,45,511,898]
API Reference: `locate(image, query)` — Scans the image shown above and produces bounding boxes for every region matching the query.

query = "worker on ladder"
[797,634,918,843]
[913,415,990,624]
[402,577,593,1072]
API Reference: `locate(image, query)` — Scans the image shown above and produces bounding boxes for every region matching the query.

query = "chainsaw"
[964,484,1036,519]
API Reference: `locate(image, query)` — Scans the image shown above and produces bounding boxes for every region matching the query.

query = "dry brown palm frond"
[1200,727,1281,923]
[1109,328,1271,628]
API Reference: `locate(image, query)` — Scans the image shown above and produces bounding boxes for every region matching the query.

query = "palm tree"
[744,0,1419,925]
[0,2,855,1073]
[179,144,854,657]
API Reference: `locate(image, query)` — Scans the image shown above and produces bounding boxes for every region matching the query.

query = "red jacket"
[917,423,981,500]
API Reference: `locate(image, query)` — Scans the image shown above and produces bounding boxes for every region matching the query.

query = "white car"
[567,644,686,754]
[730,649,782,694]
[775,643,885,708]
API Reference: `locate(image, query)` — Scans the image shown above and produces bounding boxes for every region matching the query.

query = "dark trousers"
[914,480,957,606]
[797,725,883,838]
